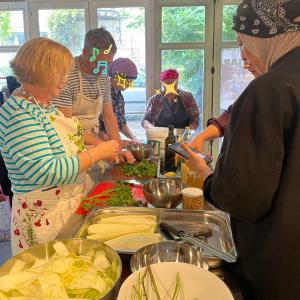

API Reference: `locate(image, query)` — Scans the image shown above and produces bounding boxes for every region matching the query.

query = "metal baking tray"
[74,207,237,267]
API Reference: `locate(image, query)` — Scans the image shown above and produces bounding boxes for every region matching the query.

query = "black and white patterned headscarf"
[233,0,300,38]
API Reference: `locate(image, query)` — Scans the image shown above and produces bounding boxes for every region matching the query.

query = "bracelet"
[86,150,95,166]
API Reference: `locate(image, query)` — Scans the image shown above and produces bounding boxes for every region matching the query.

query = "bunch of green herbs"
[82,182,138,211]
[122,159,156,178]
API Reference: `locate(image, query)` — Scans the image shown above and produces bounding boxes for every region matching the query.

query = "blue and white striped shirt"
[0,96,80,194]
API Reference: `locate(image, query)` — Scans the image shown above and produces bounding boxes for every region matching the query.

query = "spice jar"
[182,187,204,210]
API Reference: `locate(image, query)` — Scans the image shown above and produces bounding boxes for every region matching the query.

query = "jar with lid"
[182,187,204,210]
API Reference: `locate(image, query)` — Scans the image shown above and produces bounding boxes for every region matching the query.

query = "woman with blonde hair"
[182,0,300,299]
[0,37,120,254]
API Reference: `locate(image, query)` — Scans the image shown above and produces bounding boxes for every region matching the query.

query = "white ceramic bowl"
[118,262,234,300]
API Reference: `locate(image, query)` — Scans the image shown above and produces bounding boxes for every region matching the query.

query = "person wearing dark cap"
[99,57,139,142]
[181,1,300,299]
[142,69,199,130]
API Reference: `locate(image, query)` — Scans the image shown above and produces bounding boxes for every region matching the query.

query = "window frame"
[28,0,90,39]
[211,0,241,159]
[89,0,152,104]
[156,0,214,134]
[0,0,248,153]
[0,2,29,79]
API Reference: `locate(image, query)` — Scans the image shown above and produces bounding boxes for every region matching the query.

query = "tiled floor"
[0,240,12,266]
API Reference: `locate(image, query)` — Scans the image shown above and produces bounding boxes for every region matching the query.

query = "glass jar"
[182,187,204,210]
[186,170,204,189]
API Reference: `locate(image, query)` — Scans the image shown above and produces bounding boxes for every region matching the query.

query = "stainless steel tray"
[74,207,237,267]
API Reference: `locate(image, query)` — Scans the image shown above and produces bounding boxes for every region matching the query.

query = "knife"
[160,222,237,263]
[119,179,146,186]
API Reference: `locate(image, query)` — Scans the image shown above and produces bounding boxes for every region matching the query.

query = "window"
[0,10,25,46]
[162,6,205,43]
[0,1,254,149]
[0,52,16,77]
[161,49,204,112]
[0,7,27,77]
[159,3,209,131]
[97,7,146,113]
[38,9,86,56]
[219,4,254,115]
[97,6,146,141]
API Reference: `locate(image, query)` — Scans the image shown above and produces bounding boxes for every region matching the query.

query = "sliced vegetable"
[9,260,26,274]
[87,224,153,242]
[39,273,68,298]
[105,233,161,251]
[0,242,119,299]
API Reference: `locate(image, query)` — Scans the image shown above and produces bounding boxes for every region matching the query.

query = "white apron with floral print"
[11,111,86,255]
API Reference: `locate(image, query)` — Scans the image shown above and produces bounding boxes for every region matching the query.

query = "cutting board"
[76,181,145,215]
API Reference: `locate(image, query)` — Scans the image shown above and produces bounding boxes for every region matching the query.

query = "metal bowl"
[127,143,153,161]
[0,238,122,300]
[143,178,186,208]
[130,241,208,272]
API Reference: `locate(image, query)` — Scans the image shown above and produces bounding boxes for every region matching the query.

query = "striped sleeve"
[99,75,112,103]
[4,111,80,189]
[52,81,75,108]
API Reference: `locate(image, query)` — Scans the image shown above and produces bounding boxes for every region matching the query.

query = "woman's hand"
[118,150,135,164]
[97,140,120,162]
[180,144,213,181]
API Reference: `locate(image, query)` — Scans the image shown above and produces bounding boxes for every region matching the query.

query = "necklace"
[16,87,51,109]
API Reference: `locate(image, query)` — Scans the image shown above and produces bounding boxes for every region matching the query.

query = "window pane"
[98,7,146,141]
[162,49,204,131]
[162,6,205,43]
[222,5,238,42]
[220,48,254,114]
[98,7,146,110]
[0,52,15,77]
[0,11,25,46]
[38,9,85,56]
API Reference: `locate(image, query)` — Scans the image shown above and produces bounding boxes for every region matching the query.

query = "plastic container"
[182,187,204,210]
[146,127,168,157]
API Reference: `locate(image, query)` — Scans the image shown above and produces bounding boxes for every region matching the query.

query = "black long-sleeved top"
[204,47,300,300]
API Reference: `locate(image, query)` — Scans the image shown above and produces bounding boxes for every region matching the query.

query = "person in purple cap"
[181,0,300,299]
[99,58,139,143]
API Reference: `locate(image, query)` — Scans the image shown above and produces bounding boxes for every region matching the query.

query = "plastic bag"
[0,185,11,240]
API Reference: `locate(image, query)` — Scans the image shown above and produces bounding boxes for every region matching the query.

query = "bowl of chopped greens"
[143,179,186,208]
[0,238,122,300]
[121,159,157,178]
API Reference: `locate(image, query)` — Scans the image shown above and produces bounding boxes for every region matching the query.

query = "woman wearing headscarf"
[99,57,139,142]
[181,0,300,299]
[190,43,266,151]
[142,69,199,130]
[0,38,120,254]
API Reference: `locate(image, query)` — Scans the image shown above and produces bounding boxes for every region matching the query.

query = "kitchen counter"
[57,163,245,300]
